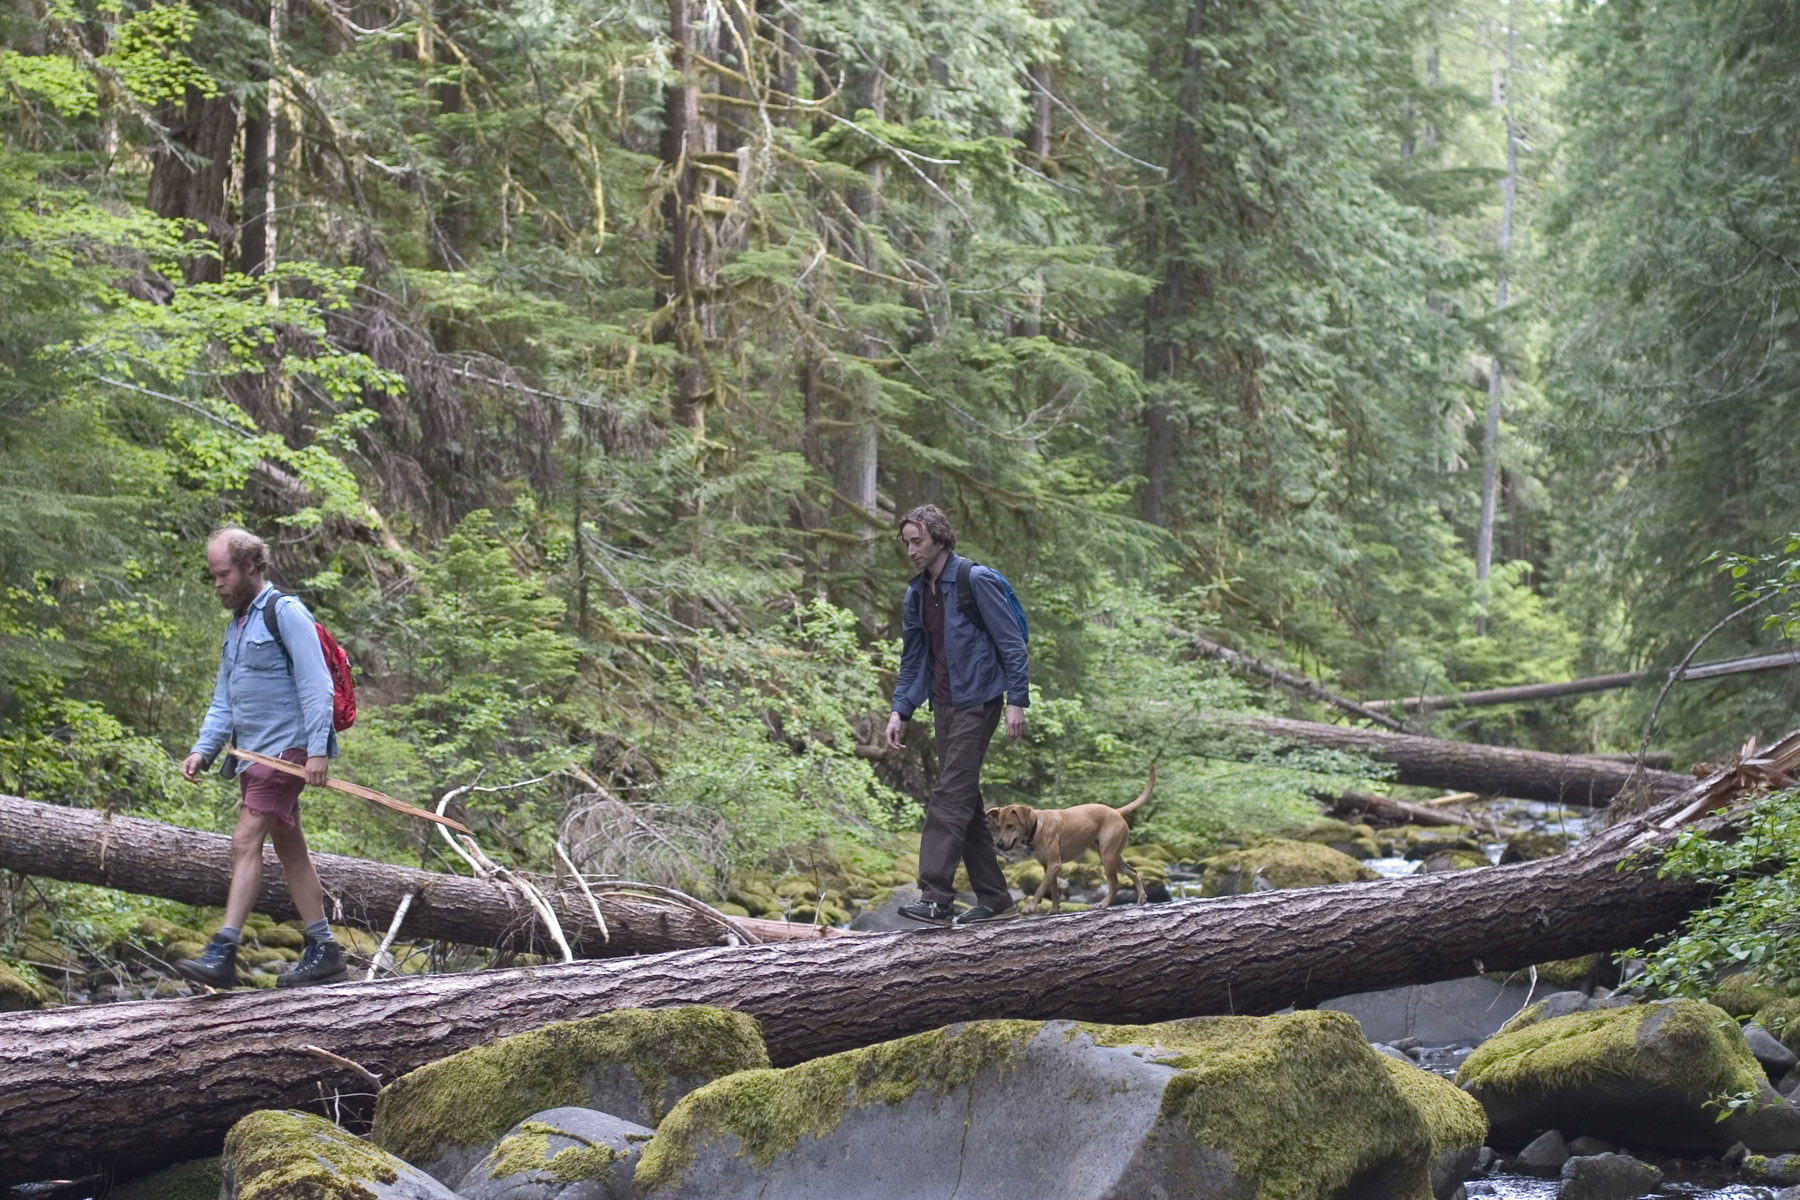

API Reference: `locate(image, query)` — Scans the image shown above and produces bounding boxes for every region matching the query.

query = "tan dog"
[986,766,1155,913]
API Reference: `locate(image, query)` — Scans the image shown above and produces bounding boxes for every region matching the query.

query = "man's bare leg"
[268,818,327,927]
[222,807,282,932]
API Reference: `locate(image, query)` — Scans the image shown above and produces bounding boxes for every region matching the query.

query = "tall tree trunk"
[145,86,238,284]
[0,794,1729,1186]
[1140,0,1209,527]
[1474,19,1517,635]
[0,795,836,958]
[657,0,717,523]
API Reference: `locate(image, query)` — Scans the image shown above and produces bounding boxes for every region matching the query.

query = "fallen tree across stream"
[1231,714,1691,806]
[3,730,1788,1187]
[1359,649,1800,715]
[0,795,837,960]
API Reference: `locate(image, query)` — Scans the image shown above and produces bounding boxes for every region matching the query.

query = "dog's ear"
[985,807,1002,824]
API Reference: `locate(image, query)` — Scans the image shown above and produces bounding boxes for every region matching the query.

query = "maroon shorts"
[239,747,307,827]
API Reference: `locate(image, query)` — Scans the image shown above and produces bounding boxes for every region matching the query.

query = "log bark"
[0,796,838,959]
[1360,650,1800,715]
[0,787,1735,1185]
[1232,714,1691,807]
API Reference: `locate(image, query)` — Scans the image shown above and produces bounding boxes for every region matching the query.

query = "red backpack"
[263,591,358,732]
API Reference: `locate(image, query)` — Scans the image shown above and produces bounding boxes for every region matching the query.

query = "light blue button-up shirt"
[190,583,337,778]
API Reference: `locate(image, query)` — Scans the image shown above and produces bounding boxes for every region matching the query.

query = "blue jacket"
[191,583,338,779]
[891,555,1030,720]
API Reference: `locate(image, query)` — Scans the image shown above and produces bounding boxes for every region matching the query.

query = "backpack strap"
[260,588,293,668]
[955,558,990,635]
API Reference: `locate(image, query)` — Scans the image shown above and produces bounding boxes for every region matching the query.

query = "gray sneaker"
[897,900,955,926]
[954,903,1019,927]
[277,937,348,988]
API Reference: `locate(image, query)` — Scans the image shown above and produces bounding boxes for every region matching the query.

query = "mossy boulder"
[1200,838,1379,896]
[1377,1055,1488,1199]
[108,1156,221,1200]
[1457,997,1800,1153]
[1421,848,1490,873]
[1499,833,1567,864]
[1757,1000,1800,1056]
[371,1005,768,1186]
[1290,819,1383,861]
[0,962,56,1011]
[1710,971,1787,1019]
[457,1107,651,1199]
[637,1010,1464,1200]
[252,925,308,951]
[222,1110,459,1200]
[1383,827,1484,861]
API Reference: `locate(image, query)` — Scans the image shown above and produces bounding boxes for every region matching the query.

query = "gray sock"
[215,927,241,944]
[303,919,334,944]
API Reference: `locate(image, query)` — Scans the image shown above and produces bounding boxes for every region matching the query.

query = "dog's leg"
[1032,855,1062,914]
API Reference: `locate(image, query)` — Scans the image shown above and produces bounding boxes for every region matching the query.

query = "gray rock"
[1372,1042,1415,1062]
[1749,1153,1800,1186]
[223,1110,460,1200]
[636,1012,1486,1200]
[1516,1129,1570,1175]
[1565,1135,1617,1157]
[1323,975,1538,1046]
[1777,1187,1800,1200]
[1747,1023,1800,1077]
[1781,1067,1800,1097]
[457,1107,652,1200]
[1557,1153,1662,1200]
[1531,991,1598,1025]
[848,885,926,932]
[371,1005,769,1187]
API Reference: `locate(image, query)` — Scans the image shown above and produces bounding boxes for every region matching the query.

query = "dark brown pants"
[918,698,1012,908]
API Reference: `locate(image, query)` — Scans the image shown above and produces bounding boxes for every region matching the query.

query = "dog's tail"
[1115,764,1156,818]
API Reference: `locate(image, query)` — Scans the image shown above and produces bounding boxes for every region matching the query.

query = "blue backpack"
[955,560,1028,644]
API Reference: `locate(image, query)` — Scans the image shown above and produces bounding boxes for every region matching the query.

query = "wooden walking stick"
[224,747,472,834]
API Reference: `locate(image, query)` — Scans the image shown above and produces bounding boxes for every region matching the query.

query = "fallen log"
[1360,649,1800,715]
[1231,714,1690,807]
[0,795,838,959]
[0,733,1771,1188]
[1174,626,1406,731]
[1330,790,1496,832]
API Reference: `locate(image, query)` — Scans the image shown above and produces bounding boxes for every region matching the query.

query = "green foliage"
[1625,788,1800,998]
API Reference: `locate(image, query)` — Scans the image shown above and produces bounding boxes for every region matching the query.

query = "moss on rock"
[1461,999,1759,1100]
[1200,838,1379,895]
[1378,1054,1487,1158]
[477,1119,623,1184]
[1499,833,1567,864]
[108,1156,222,1200]
[1457,998,1774,1152]
[371,1005,767,1172]
[0,962,56,1011]
[639,1011,1445,1200]
[223,1109,402,1200]
[1710,971,1786,1019]
[1288,819,1382,860]
[1756,999,1800,1056]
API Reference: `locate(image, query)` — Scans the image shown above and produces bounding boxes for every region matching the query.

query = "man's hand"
[180,753,205,783]
[885,711,906,752]
[1004,704,1025,742]
[305,756,329,786]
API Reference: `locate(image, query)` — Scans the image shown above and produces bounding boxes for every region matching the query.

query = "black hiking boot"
[896,899,955,926]
[953,902,1018,927]
[277,936,348,988]
[175,935,238,988]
